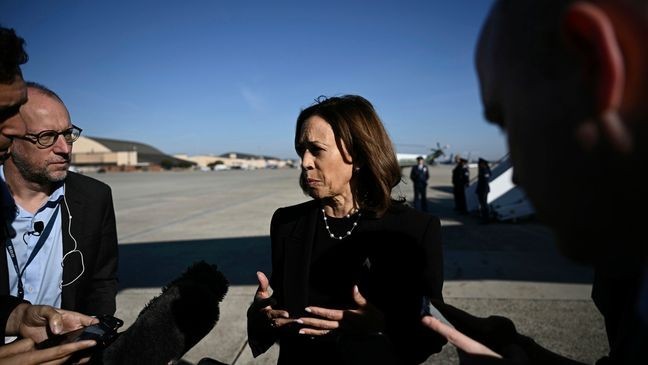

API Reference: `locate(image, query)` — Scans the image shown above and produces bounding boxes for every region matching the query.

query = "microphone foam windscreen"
[101,261,229,365]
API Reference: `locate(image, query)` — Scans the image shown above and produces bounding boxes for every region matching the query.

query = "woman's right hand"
[251,271,294,329]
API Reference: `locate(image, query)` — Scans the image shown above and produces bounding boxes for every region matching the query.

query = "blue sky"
[1,0,505,160]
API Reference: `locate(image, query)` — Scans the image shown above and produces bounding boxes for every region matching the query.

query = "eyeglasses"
[20,125,82,148]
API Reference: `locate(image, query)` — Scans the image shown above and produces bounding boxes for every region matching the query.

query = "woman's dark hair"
[295,95,402,217]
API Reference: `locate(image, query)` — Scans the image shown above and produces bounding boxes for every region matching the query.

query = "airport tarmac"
[89,165,608,364]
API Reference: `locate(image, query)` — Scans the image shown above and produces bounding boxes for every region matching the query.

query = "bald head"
[7,84,73,186]
[25,81,64,104]
[476,0,648,262]
[477,0,576,96]
[20,85,71,132]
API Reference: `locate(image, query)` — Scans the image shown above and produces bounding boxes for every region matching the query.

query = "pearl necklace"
[321,208,362,240]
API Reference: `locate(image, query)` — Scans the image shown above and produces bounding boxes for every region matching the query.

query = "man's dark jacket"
[0,172,118,316]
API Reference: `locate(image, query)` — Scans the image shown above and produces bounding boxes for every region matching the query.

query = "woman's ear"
[564,2,632,153]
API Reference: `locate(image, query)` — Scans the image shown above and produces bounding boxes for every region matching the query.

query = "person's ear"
[564,2,624,112]
[563,2,632,153]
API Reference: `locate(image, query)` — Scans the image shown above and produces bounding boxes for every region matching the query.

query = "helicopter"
[396,142,450,169]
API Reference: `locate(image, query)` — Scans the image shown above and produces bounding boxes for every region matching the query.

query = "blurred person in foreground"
[247,95,445,364]
[422,0,648,364]
[1,25,98,364]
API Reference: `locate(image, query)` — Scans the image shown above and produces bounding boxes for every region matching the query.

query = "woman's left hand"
[297,285,385,336]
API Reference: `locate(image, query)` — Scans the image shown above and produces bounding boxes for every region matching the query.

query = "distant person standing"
[410,156,429,212]
[452,157,469,214]
[476,158,491,222]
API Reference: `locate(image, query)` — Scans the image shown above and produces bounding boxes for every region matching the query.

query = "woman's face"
[297,115,354,202]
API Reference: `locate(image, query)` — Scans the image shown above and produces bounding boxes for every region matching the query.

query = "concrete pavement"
[89,166,607,364]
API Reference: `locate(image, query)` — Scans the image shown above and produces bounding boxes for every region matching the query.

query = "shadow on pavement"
[119,193,592,291]
[431,185,454,194]
[118,236,272,291]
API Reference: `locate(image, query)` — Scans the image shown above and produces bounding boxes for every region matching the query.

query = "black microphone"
[101,261,229,365]
[33,221,44,234]
[24,221,44,240]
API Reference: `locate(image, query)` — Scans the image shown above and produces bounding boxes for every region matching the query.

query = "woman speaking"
[247,95,445,364]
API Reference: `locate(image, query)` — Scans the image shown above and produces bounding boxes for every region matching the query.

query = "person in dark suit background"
[452,157,469,214]
[1,82,117,316]
[475,158,491,222]
[247,95,445,365]
[410,156,429,212]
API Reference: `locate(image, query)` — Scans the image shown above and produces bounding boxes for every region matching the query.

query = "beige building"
[73,137,138,167]
[72,136,195,171]
[174,152,291,170]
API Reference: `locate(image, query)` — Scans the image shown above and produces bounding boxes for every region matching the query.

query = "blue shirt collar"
[0,165,65,211]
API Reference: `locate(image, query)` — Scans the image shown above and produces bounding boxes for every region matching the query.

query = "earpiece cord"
[60,193,84,288]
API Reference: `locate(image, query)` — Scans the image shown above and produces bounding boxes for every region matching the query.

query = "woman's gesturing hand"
[297,285,385,336]
[250,271,297,329]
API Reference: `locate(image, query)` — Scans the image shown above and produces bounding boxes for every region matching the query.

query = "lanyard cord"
[5,204,60,299]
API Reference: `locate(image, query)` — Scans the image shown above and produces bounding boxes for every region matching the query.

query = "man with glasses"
[1,25,104,363]
[1,82,118,317]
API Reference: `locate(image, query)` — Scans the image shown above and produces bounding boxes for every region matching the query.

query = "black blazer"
[248,199,445,364]
[0,172,118,316]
